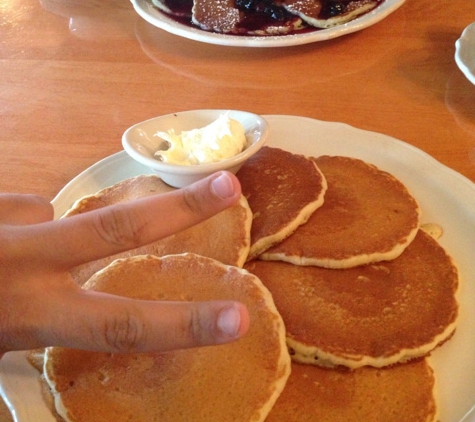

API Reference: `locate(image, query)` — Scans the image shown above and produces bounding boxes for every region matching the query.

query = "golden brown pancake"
[261,155,420,269]
[64,174,252,286]
[63,174,174,216]
[43,253,291,422]
[245,229,459,369]
[283,0,379,29]
[25,350,59,419]
[237,146,327,260]
[267,359,437,422]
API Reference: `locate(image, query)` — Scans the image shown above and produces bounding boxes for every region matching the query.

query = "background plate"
[455,22,475,85]
[130,0,405,47]
[1,115,474,421]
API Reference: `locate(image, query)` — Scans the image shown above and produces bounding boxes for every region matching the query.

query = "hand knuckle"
[102,311,146,353]
[182,306,211,346]
[93,208,143,250]
[181,190,206,216]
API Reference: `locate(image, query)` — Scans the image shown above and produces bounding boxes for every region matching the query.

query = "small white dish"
[130,0,406,48]
[122,109,268,188]
[455,22,475,85]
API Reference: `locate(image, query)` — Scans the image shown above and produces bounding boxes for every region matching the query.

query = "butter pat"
[154,114,247,165]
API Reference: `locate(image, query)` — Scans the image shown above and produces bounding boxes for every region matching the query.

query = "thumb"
[45,291,250,353]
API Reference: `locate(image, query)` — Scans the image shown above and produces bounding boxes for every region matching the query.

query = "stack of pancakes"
[151,0,382,35]
[239,147,458,421]
[244,151,458,371]
[30,146,458,421]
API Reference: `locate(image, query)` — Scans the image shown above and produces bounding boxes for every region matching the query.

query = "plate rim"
[130,0,406,47]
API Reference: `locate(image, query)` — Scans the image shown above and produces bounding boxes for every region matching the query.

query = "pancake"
[63,174,172,217]
[192,0,241,33]
[191,0,305,35]
[245,229,459,369]
[283,0,380,29]
[260,155,420,269]
[43,253,291,422]
[266,359,437,422]
[237,146,327,260]
[64,174,252,286]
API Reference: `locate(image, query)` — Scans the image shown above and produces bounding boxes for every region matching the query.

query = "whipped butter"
[154,114,247,165]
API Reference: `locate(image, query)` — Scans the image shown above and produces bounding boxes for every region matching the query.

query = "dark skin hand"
[0,171,250,359]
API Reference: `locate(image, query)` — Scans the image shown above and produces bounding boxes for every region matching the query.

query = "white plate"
[130,0,405,47]
[1,115,475,422]
[455,22,475,85]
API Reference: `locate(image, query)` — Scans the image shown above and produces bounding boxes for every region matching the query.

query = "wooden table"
[1,0,474,420]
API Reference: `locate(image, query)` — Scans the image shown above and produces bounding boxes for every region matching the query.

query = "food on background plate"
[237,146,327,260]
[151,0,384,35]
[191,0,242,33]
[266,359,437,422]
[42,254,291,422]
[260,155,421,269]
[283,0,379,29]
[64,174,252,286]
[154,113,247,165]
[246,229,459,369]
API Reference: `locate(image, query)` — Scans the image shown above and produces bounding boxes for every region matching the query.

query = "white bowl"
[455,22,475,85]
[122,109,269,188]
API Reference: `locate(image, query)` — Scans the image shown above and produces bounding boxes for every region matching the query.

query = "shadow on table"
[133,11,406,89]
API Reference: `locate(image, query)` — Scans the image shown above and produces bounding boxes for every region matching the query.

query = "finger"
[0,194,53,225]
[7,172,241,269]
[41,291,250,353]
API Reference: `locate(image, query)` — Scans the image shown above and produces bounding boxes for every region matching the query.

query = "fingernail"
[211,172,235,199]
[217,305,241,337]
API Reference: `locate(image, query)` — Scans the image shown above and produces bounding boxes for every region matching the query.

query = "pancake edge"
[286,319,458,369]
[235,194,253,267]
[259,222,420,269]
[248,162,328,260]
